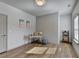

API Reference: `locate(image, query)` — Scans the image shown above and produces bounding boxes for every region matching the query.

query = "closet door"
[0,14,7,53]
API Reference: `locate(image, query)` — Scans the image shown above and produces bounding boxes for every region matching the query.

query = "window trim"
[74,15,79,44]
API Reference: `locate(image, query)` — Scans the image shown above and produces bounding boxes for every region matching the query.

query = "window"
[74,16,79,43]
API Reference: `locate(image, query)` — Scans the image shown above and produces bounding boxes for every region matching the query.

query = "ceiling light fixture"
[35,0,46,6]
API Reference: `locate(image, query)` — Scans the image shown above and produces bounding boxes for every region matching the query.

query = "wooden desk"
[29,36,43,43]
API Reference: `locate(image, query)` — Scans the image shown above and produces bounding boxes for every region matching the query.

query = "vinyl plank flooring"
[0,43,78,58]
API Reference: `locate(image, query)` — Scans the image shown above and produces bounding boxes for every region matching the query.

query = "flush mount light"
[35,0,46,6]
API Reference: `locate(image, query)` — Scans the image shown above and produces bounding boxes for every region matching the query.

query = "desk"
[29,36,43,43]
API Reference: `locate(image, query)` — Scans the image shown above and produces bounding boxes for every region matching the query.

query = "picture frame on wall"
[26,20,31,28]
[18,19,31,29]
[19,19,24,28]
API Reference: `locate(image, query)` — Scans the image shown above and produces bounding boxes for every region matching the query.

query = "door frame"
[0,13,8,52]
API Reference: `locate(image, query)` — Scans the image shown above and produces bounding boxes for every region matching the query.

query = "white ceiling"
[0,0,77,16]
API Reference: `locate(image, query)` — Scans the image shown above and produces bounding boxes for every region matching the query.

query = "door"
[0,14,7,53]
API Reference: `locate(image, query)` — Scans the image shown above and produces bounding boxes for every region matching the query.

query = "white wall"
[60,14,72,42]
[72,0,79,57]
[0,2,36,50]
[36,12,59,44]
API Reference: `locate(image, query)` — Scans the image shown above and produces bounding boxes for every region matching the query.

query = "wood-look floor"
[0,43,78,58]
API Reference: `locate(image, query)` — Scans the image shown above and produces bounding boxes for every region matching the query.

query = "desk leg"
[28,38,31,44]
[39,38,42,43]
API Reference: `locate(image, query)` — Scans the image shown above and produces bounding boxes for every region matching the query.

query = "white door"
[0,14,7,53]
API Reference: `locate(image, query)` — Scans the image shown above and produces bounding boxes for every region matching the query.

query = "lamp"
[35,0,46,6]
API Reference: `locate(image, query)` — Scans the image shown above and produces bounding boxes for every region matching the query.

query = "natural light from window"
[74,16,78,43]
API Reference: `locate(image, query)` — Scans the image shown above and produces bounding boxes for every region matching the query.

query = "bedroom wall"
[0,2,36,50]
[60,14,72,42]
[36,12,59,44]
[72,0,79,57]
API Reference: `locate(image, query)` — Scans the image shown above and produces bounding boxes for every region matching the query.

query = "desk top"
[29,36,42,38]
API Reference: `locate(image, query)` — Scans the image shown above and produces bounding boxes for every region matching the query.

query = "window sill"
[73,39,79,45]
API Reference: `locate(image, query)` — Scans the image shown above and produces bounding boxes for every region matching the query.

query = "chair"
[42,36,48,45]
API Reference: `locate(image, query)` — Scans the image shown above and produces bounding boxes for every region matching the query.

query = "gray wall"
[60,14,72,42]
[0,2,36,50]
[36,12,59,44]
[72,0,79,57]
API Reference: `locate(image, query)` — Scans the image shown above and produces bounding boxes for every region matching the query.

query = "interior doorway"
[0,14,7,53]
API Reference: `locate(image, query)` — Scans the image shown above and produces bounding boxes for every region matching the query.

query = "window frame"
[74,15,79,44]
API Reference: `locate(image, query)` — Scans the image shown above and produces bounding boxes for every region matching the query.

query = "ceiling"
[0,0,77,16]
